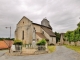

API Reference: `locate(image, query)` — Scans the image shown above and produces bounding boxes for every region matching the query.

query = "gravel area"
[0,46,80,60]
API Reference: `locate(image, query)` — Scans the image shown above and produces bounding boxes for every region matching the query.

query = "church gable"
[17,16,32,27]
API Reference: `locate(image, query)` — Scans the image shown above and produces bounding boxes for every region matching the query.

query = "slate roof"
[36,32,47,39]
[33,23,52,30]
[41,18,52,29]
[41,26,56,37]
[33,23,56,37]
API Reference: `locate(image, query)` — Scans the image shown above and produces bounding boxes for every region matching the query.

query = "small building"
[15,16,56,45]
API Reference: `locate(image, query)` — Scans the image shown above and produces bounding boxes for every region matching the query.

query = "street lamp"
[5,26,11,53]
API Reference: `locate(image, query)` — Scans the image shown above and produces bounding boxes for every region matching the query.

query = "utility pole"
[5,26,11,53]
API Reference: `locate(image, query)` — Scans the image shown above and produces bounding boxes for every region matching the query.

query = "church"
[15,16,56,45]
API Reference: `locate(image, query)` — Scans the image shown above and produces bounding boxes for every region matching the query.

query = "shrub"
[37,39,46,45]
[14,40,23,45]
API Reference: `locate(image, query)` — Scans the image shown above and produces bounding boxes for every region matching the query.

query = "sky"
[0,0,80,38]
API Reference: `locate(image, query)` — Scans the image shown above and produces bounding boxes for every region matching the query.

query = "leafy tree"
[70,32,75,42]
[54,32,61,43]
[65,22,80,42]
[77,22,80,27]
[65,31,71,42]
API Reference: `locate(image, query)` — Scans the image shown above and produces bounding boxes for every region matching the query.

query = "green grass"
[64,45,80,53]
[48,46,56,53]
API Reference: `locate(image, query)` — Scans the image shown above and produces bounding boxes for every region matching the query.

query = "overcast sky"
[0,0,80,38]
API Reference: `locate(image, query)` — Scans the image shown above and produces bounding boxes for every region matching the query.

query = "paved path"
[0,46,80,60]
[0,50,7,57]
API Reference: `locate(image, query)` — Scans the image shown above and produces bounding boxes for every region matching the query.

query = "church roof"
[41,26,56,37]
[41,18,52,29]
[33,23,52,30]
[32,23,42,26]
[36,32,48,40]
[41,18,49,22]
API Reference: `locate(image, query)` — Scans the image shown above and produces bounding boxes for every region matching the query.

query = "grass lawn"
[64,45,80,53]
[48,46,56,53]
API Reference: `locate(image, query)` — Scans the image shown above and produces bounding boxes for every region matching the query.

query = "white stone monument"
[32,27,36,48]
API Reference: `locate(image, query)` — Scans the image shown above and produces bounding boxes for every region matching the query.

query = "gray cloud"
[0,0,80,38]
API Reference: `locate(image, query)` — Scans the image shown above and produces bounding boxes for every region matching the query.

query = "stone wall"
[33,24,41,32]
[64,41,70,45]
[76,41,80,46]
[70,42,75,46]
[64,41,80,46]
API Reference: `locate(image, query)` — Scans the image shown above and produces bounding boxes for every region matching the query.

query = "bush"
[37,39,46,45]
[14,40,23,45]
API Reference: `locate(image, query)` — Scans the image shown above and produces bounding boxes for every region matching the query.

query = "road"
[0,50,7,57]
[0,46,80,60]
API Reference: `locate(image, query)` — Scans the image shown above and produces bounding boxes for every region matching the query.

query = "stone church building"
[15,16,56,45]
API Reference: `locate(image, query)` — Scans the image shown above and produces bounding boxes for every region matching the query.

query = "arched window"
[42,31,44,34]
[34,27,35,29]
[22,31,24,40]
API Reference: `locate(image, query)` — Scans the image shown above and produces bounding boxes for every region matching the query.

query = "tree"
[37,39,46,45]
[77,22,80,27]
[65,22,80,42]
[70,32,75,42]
[54,32,61,43]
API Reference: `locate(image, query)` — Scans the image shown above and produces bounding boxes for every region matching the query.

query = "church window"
[52,37,53,42]
[23,22,24,24]
[37,39,39,41]
[34,27,35,29]
[42,31,44,34]
[22,31,24,40]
